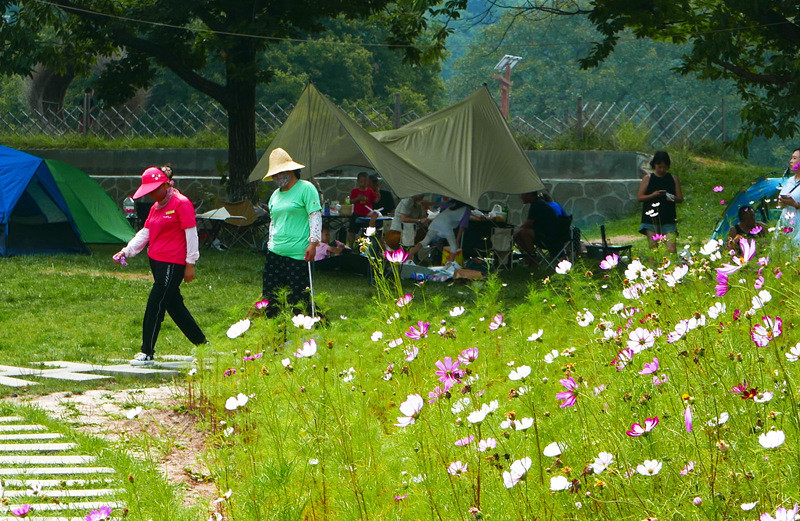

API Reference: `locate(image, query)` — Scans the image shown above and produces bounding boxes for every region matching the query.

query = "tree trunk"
[225,81,258,202]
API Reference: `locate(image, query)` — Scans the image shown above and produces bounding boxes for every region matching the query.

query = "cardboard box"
[339,204,353,217]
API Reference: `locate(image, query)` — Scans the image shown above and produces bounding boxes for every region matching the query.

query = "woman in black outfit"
[638,150,683,254]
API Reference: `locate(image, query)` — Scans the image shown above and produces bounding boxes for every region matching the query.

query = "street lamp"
[493,55,522,120]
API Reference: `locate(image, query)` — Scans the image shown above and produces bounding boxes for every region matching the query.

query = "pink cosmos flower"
[396,294,413,307]
[751,316,783,347]
[458,348,479,364]
[613,348,634,371]
[488,314,505,331]
[783,226,795,233]
[715,272,729,297]
[434,357,462,385]
[477,438,497,452]
[394,494,408,501]
[454,435,475,446]
[11,504,31,517]
[254,299,269,310]
[684,405,692,432]
[447,461,468,476]
[652,374,668,386]
[405,321,429,339]
[385,249,409,263]
[626,417,659,437]
[720,200,725,205]
[638,357,659,375]
[651,233,665,242]
[758,256,770,266]
[733,309,741,321]
[427,382,453,403]
[760,504,800,521]
[713,186,724,192]
[680,461,695,476]
[556,377,579,407]
[750,225,763,235]
[717,238,756,275]
[599,253,619,270]
[85,506,112,521]
[754,276,764,290]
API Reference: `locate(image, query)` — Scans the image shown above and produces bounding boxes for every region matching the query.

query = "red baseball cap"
[133,167,169,199]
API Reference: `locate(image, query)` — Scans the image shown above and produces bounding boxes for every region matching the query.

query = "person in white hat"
[261,148,322,317]
[113,166,207,366]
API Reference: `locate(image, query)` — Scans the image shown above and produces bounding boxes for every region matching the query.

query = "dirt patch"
[9,386,216,507]
[43,269,152,282]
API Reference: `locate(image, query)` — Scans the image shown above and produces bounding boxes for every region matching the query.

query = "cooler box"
[442,247,464,265]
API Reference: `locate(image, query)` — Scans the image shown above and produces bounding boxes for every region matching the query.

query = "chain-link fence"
[1,98,727,147]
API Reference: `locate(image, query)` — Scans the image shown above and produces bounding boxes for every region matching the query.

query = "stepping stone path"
[0,357,194,388]
[0,416,125,520]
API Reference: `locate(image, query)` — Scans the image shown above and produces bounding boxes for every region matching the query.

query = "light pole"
[493,55,522,120]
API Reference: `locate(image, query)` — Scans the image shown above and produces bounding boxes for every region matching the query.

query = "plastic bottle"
[123,196,135,217]
[345,196,351,205]
[324,200,330,216]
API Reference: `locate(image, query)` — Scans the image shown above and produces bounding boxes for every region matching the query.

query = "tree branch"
[715,60,790,86]
[47,0,228,105]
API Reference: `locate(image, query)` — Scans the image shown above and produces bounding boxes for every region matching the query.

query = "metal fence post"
[577,96,583,140]
[394,93,401,129]
[721,96,726,142]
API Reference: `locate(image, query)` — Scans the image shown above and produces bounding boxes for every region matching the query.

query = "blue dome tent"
[711,173,787,241]
[0,146,88,256]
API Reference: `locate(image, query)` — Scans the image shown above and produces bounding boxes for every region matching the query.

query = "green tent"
[45,159,135,244]
[249,85,544,207]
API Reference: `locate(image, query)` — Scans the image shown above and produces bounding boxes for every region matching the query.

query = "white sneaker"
[130,353,155,366]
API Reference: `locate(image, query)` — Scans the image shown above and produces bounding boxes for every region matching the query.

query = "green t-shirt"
[268,180,322,260]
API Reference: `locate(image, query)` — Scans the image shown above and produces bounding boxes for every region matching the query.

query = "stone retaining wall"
[27,149,649,229]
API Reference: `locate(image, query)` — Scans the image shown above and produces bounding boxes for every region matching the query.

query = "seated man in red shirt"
[347,171,379,247]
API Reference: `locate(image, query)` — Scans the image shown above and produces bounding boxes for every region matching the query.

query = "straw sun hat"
[263,148,305,180]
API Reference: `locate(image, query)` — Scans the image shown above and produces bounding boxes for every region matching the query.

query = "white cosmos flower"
[576,309,594,327]
[342,367,356,382]
[707,302,726,319]
[589,452,614,474]
[550,475,571,491]
[388,337,404,348]
[395,394,424,427]
[787,344,800,362]
[503,457,532,488]
[225,393,249,411]
[740,502,758,511]
[477,438,497,452]
[226,319,251,339]
[555,259,572,274]
[125,406,143,419]
[450,306,466,317]
[527,329,544,341]
[281,358,292,368]
[365,226,376,237]
[707,412,729,427]
[291,314,320,329]
[544,350,559,364]
[451,397,471,415]
[543,441,566,457]
[751,290,772,310]
[294,339,317,358]
[223,427,234,437]
[758,430,786,449]
[371,331,383,342]
[515,417,534,430]
[610,303,625,314]
[508,365,531,380]
[636,459,662,476]
[754,391,773,403]
[700,239,720,257]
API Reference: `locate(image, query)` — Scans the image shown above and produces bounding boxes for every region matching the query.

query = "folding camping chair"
[533,215,579,271]
[219,200,266,250]
[488,227,514,270]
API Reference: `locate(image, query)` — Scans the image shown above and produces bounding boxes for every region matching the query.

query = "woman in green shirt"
[262,148,322,317]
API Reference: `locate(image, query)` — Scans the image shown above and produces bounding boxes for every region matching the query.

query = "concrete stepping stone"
[0,360,182,388]
[0,417,23,422]
[0,518,90,521]
[0,455,94,465]
[0,425,46,432]
[2,478,114,487]
[0,467,114,476]
[3,488,122,498]
[0,443,76,452]
[0,433,63,441]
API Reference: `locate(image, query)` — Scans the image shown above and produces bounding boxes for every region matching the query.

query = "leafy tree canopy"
[0,0,463,198]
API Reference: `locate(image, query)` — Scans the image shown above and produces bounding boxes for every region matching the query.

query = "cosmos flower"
[477,438,497,452]
[404,346,419,362]
[225,393,249,411]
[684,405,692,432]
[291,314,321,329]
[759,504,799,521]
[549,475,571,491]
[85,506,112,521]
[707,302,726,319]
[638,358,659,375]
[294,339,317,358]
[713,185,724,192]
[599,254,619,270]
[446,461,468,476]
[503,457,532,488]
[576,309,594,327]
[543,442,565,457]
[226,319,251,339]
[635,460,662,476]
[508,365,531,381]
[454,435,475,447]
[405,321,429,340]
[751,316,782,347]
[589,452,614,474]
[449,306,465,317]
[527,329,544,342]
[434,357,462,385]
[384,249,409,263]
[254,299,269,310]
[489,314,505,330]
[555,259,572,274]
[556,377,579,407]
[628,328,655,353]
[396,294,413,307]
[627,417,659,437]
[758,430,786,449]
[395,394,424,427]
[717,238,756,275]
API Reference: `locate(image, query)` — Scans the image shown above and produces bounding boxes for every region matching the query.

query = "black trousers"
[262,250,311,316]
[142,258,206,357]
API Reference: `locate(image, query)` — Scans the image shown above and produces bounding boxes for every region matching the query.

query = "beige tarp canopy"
[249,84,544,207]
